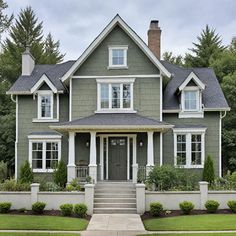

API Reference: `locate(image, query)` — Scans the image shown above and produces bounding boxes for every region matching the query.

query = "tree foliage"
[202,155,215,184]
[19,160,34,183]
[53,161,67,187]
[162,51,184,66]
[0,0,13,35]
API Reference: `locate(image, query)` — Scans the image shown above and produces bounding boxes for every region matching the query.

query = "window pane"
[112,49,124,65]
[46,142,58,169]
[32,142,43,169]
[112,84,120,108]
[41,95,51,117]
[184,91,197,110]
[123,84,131,108]
[191,134,202,165]
[176,134,186,165]
[101,84,109,109]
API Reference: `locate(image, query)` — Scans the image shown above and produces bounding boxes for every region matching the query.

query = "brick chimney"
[148,20,161,59]
[22,46,35,76]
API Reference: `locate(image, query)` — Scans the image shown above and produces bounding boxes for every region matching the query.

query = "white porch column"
[132,136,138,183]
[146,131,154,176]
[89,131,97,183]
[67,132,76,183]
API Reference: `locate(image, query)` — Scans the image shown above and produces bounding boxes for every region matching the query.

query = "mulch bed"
[8,210,91,220]
[141,209,234,220]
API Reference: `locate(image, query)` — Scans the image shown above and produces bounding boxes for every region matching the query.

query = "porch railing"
[76,166,89,181]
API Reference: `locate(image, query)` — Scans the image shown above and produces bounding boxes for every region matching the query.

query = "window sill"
[107,66,128,70]
[32,118,59,123]
[33,169,54,173]
[95,109,137,114]
[179,111,204,118]
[175,165,204,169]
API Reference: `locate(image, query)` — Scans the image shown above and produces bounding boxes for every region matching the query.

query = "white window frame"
[96,78,135,113]
[179,86,203,118]
[28,137,61,173]
[173,128,206,168]
[37,91,54,120]
[108,46,128,69]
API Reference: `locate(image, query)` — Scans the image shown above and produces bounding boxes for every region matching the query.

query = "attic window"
[108,46,128,68]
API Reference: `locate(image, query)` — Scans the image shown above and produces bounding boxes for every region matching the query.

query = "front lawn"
[139,234,236,236]
[143,214,236,231]
[0,214,88,231]
[0,234,80,236]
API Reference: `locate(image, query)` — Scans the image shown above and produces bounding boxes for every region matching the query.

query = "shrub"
[150,202,163,216]
[205,200,219,213]
[0,202,11,213]
[227,200,236,213]
[202,155,215,185]
[66,179,81,191]
[18,207,27,213]
[0,161,8,182]
[19,161,33,183]
[32,202,46,214]
[85,176,92,183]
[74,204,87,218]
[53,161,67,188]
[60,203,73,216]
[0,179,30,191]
[179,201,194,215]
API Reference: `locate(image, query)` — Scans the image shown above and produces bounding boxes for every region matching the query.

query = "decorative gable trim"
[61,14,171,83]
[31,74,58,94]
[179,72,205,91]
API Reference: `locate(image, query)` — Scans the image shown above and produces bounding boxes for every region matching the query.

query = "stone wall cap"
[30,183,40,187]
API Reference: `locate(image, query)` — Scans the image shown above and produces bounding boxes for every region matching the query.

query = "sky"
[5,0,236,61]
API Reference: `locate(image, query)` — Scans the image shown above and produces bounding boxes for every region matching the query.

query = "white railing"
[76,166,89,181]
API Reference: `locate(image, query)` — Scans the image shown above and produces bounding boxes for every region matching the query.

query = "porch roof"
[50,113,173,131]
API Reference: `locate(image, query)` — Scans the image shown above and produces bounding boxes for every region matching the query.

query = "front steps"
[93,182,137,214]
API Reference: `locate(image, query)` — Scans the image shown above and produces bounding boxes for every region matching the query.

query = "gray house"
[8,15,229,184]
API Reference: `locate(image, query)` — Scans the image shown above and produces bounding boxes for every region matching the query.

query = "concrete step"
[93,208,137,214]
[94,193,136,198]
[94,198,136,203]
[95,189,136,194]
[94,203,136,208]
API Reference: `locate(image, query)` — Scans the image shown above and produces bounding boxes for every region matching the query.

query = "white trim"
[56,94,59,120]
[99,137,104,180]
[147,131,154,166]
[15,96,18,179]
[69,78,72,121]
[179,112,204,118]
[127,137,130,180]
[72,74,160,79]
[28,134,62,139]
[108,45,128,69]
[106,137,108,180]
[160,132,163,166]
[160,74,163,122]
[96,78,135,84]
[204,107,231,111]
[163,109,181,113]
[95,110,137,114]
[60,15,171,83]
[173,128,206,168]
[28,137,61,172]
[219,112,222,177]
[31,74,58,93]
[32,118,59,123]
[179,72,205,91]
[37,90,54,120]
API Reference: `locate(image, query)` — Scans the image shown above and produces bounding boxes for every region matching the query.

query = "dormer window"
[183,89,199,111]
[108,46,128,69]
[38,91,53,119]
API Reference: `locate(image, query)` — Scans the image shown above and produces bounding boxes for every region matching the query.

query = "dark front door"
[108,137,127,180]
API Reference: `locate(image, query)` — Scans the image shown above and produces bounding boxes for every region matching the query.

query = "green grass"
[139,234,236,236]
[0,234,80,236]
[143,214,236,231]
[0,214,88,231]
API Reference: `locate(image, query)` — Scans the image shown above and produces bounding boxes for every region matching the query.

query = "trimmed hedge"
[74,204,87,218]
[205,200,219,213]
[179,201,194,215]
[32,202,46,214]
[227,200,236,213]
[150,202,163,216]
[0,202,11,213]
[60,203,73,216]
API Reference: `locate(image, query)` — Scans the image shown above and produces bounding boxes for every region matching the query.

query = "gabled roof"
[162,61,230,111]
[60,14,171,82]
[7,61,75,94]
[178,71,205,91]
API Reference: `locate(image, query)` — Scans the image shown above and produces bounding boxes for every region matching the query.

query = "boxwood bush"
[205,200,219,213]
[74,204,87,218]
[150,202,163,216]
[227,200,236,213]
[0,202,11,213]
[179,201,194,215]
[32,201,46,214]
[60,203,73,216]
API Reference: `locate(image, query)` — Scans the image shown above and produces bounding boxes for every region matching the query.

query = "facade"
[8,15,229,183]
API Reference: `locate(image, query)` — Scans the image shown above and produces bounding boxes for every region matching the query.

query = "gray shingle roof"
[161,61,229,110]
[8,61,75,94]
[53,113,172,127]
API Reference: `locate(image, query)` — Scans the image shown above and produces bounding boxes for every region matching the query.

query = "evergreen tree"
[53,161,67,187]
[0,0,13,35]
[162,51,184,66]
[185,25,225,67]
[202,155,215,184]
[19,160,34,183]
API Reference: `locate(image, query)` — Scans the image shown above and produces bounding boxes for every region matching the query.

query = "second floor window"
[108,46,128,68]
[97,79,134,111]
[37,91,53,119]
[184,90,198,111]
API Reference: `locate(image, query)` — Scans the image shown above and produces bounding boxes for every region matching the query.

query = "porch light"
[86,141,90,147]
[139,140,143,147]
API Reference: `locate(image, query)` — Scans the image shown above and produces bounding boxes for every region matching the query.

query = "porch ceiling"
[50,113,174,132]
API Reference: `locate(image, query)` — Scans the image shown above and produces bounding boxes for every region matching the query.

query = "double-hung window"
[29,137,61,172]
[97,79,134,111]
[37,91,53,119]
[174,129,206,168]
[108,46,128,68]
[183,90,198,111]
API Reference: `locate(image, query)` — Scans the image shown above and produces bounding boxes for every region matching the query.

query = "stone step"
[95,185,136,190]
[94,203,136,208]
[94,193,136,198]
[94,189,136,194]
[93,208,137,214]
[94,198,136,203]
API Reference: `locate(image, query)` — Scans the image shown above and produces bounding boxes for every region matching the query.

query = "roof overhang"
[60,14,171,83]
[178,71,205,91]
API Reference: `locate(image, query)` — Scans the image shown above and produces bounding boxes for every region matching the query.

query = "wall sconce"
[139,140,143,147]
[86,141,90,147]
